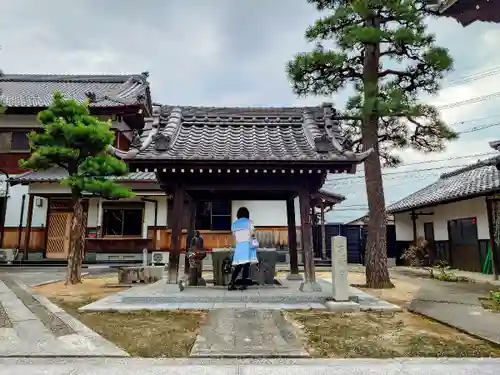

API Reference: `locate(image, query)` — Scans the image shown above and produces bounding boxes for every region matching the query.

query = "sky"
[1,0,500,223]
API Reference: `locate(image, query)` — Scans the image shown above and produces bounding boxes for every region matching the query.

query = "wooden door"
[448,218,480,272]
[46,212,72,259]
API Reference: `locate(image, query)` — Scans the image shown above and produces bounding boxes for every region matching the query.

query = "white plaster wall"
[0,115,39,128]
[394,197,489,241]
[231,198,300,226]
[3,182,48,227]
[394,212,415,241]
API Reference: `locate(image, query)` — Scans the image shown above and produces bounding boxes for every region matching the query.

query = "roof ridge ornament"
[107,106,162,159]
[321,105,373,160]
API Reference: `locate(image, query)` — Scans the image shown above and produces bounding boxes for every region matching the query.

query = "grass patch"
[287,310,500,358]
[53,298,207,357]
[480,291,500,313]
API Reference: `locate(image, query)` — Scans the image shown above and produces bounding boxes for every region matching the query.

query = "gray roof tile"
[387,156,500,213]
[127,105,369,163]
[0,73,149,108]
[10,167,155,183]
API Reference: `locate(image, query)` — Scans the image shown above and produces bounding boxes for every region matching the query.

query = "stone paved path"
[408,277,500,345]
[190,308,309,358]
[1,357,499,375]
[0,277,128,357]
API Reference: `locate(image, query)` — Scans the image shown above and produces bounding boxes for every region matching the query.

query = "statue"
[178,230,207,291]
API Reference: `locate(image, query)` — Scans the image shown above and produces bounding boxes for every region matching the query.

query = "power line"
[445,65,500,88]
[327,152,497,183]
[437,91,500,110]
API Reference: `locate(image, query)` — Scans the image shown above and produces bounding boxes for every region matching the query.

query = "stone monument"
[331,235,349,301]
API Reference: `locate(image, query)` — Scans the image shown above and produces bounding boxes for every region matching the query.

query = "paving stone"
[0,276,129,357]
[324,301,360,312]
[190,309,309,358]
[0,327,19,346]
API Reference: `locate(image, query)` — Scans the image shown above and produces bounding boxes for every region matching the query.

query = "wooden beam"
[24,194,35,257]
[485,198,499,280]
[298,188,321,291]
[320,203,327,260]
[167,184,185,283]
[286,198,299,276]
[184,197,196,275]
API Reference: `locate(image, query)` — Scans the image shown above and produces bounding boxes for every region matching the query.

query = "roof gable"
[0,73,150,109]
[108,104,372,165]
[387,156,500,213]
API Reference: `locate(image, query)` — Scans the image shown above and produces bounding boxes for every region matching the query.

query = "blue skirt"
[232,241,252,265]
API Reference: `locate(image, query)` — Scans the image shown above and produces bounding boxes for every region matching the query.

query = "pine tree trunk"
[361,16,393,289]
[66,193,85,285]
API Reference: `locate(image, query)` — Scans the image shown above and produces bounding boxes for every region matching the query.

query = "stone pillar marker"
[331,235,349,301]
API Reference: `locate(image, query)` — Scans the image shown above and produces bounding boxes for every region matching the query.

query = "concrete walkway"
[0,276,128,357]
[408,278,500,345]
[190,309,309,358]
[0,358,499,374]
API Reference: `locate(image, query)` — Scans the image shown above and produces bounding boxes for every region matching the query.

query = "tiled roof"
[0,73,150,108]
[111,104,372,164]
[387,156,500,213]
[315,189,345,203]
[10,167,156,183]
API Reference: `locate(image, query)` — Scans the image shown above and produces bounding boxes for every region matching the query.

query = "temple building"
[437,0,500,26]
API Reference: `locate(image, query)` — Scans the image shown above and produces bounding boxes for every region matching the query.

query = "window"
[448,218,477,245]
[0,131,30,152]
[195,200,231,231]
[102,203,144,236]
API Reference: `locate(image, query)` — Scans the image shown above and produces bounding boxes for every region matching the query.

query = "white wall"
[231,198,300,226]
[3,183,48,227]
[394,197,490,241]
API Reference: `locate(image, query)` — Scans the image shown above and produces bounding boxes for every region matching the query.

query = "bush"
[400,237,428,266]
[491,291,500,305]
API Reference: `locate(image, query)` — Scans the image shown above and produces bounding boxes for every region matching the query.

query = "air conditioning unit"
[151,252,168,266]
[0,249,18,264]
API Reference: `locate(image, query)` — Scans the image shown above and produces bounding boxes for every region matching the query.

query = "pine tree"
[287,0,458,288]
[20,93,133,284]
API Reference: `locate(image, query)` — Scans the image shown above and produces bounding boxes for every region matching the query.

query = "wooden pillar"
[411,210,417,243]
[24,194,35,258]
[286,197,302,280]
[320,202,327,260]
[486,198,499,280]
[168,184,185,283]
[184,198,196,275]
[298,188,321,292]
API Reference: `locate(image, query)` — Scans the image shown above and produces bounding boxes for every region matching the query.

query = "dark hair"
[236,207,250,219]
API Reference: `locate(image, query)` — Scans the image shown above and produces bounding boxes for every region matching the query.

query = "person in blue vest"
[229,206,258,290]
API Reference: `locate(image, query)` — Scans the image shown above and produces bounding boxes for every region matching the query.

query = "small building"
[437,0,500,26]
[0,73,151,251]
[387,152,500,275]
[3,91,366,280]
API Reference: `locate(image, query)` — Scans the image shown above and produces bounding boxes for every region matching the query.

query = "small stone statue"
[178,230,207,291]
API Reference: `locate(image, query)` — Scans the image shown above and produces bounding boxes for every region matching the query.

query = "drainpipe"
[0,168,9,248]
[17,194,26,249]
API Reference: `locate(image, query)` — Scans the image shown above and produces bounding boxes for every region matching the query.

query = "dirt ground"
[316,271,422,308]
[33,273,127,303]
[287,310,500,358]
[33,273,207,357]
